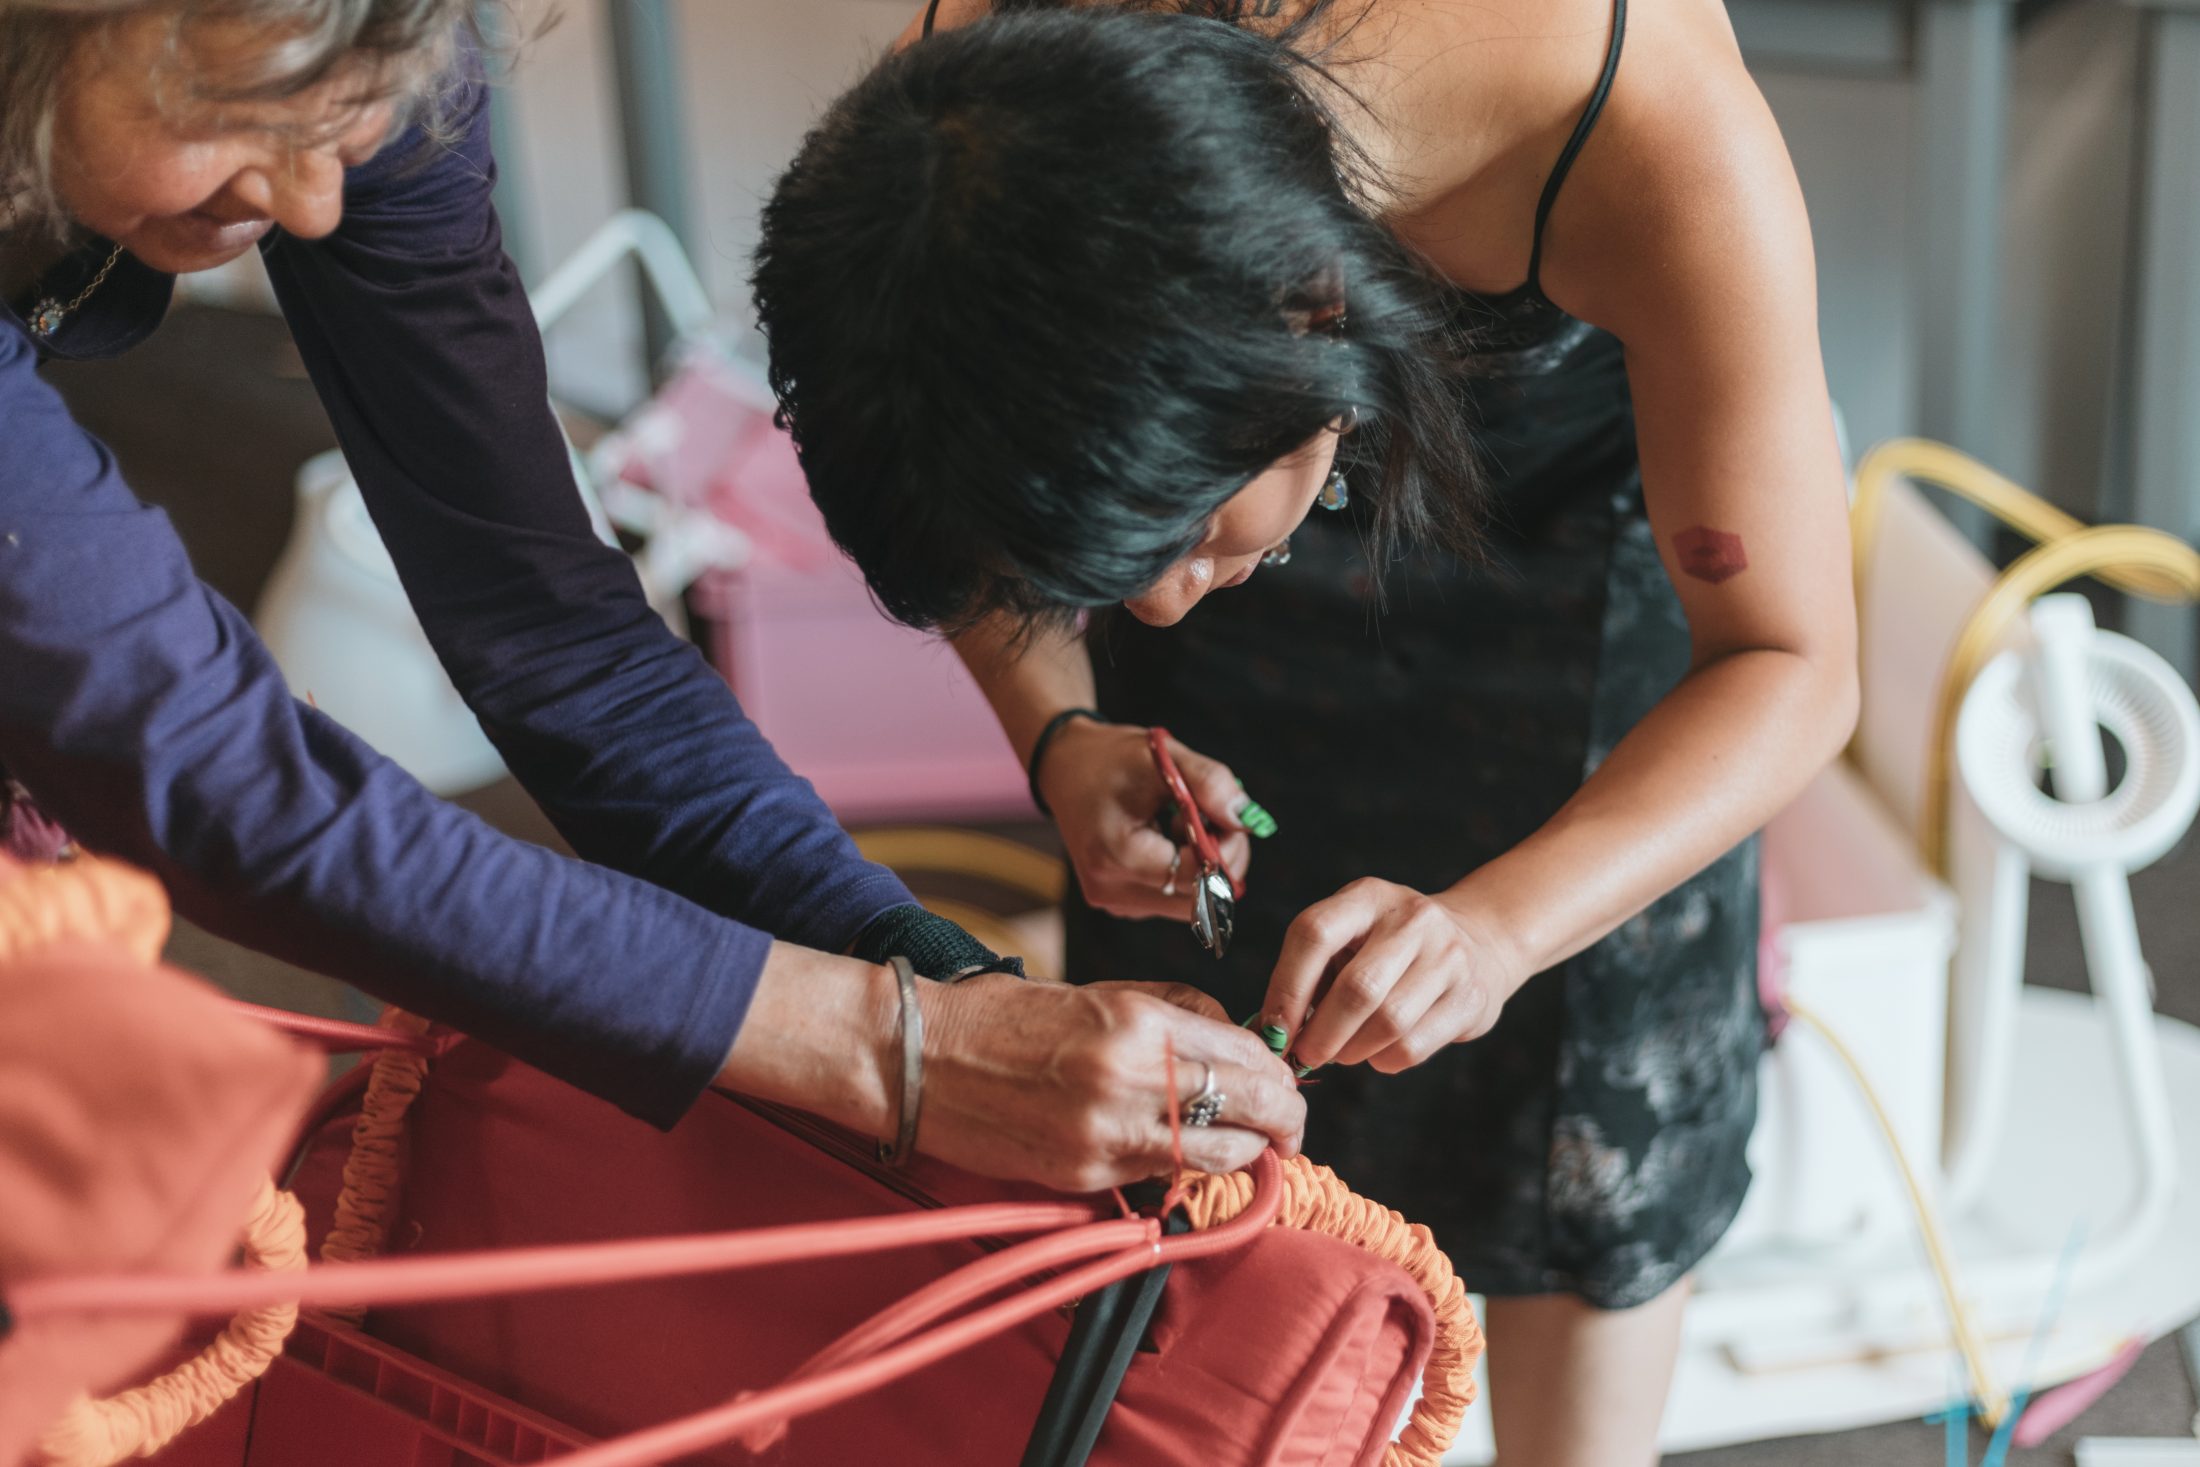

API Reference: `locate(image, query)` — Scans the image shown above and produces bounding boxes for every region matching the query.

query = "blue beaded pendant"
[1316,468,1350,512]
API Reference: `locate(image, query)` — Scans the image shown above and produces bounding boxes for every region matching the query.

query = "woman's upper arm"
[1552,12,1854,672]
[262,53,915,947]
[259,60,653,737]
[267,65,603,586]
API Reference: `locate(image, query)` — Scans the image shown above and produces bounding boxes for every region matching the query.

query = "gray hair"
[0,0,482,234]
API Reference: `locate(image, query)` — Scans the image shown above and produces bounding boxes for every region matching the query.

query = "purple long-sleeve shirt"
[0,65,914,1127]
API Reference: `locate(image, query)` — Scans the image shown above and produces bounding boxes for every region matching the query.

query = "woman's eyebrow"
[177,76,390,147]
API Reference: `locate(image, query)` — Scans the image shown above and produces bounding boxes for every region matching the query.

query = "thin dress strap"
[1523,0,1627,297]
[923,0,944,36]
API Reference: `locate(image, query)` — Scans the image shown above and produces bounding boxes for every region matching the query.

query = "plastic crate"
[147,1314,590,1466]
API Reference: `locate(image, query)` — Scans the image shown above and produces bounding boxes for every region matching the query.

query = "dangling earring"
[1317,467,1350,512]
[1262,539,1293,568]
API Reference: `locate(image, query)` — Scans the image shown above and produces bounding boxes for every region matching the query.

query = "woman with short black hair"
[756,1,1859,1458]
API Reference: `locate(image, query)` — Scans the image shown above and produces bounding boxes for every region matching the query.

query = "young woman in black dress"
[755,0,1857,1458]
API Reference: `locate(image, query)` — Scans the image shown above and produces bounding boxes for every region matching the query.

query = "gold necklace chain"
[27,243,126,340]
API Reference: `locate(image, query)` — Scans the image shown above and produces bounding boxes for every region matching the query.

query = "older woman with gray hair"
[0,0,1303,1184]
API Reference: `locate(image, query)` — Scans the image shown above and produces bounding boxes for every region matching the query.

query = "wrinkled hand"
[1035,720,1257,922]
[923,974,1304,1192]
[1261,879,1524,1074]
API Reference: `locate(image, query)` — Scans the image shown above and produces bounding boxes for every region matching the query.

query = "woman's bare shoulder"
[1372,0,1767,284]
[1533,0,1811,334]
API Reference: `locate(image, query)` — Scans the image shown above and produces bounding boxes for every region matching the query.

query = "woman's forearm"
[717,943,900,1137]
[952,614,1097,764]
[1442,644,1858,980]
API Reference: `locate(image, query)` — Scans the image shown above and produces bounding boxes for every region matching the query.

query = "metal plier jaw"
[1147,727,1245,959]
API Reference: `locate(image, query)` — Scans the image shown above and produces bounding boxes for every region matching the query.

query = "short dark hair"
[752,6,1482,635]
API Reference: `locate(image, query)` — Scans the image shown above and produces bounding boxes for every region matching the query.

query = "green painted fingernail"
[1242,1015,1295,1060]
[1240,801,1277,838]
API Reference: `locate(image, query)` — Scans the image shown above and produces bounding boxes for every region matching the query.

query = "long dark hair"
[752,3,1482,635]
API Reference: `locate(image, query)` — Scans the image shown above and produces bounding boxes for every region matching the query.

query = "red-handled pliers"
[1147,727,1244,958]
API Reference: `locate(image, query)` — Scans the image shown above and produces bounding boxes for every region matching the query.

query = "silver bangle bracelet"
[877,955,924,1169]
[944,959,1025,985]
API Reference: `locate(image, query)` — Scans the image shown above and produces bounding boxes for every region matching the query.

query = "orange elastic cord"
[734,1215,1161,1452]
[781,1218,1160,1380]
[11,1201,1120,1323]
[217,1001,438,1055]
[33,1180,306,1467]
[550,1153,1289,1467]
[316,1007,433,1323]
[575,1243,1177,1467]
[1160,1040,1190,1216]
[739,1040,1254,1454]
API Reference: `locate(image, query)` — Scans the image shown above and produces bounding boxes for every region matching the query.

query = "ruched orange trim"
[317,1008,435,1325]
[0,856,168,967]
[1180,1157,1481,1467]
[33,1180,306,1467]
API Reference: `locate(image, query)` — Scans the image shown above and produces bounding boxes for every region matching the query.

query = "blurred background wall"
[609,0,2122,515]
[175,0,2155,523]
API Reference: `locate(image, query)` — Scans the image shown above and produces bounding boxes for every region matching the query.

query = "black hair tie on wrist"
[1025,707,1102,818]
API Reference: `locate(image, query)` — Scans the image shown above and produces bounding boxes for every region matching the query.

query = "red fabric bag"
[291,1038,1463,1465]
[0,856,321,1467]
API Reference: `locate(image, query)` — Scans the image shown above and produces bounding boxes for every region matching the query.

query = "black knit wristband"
[1025,706,1102,818]
[850,903,1025,983]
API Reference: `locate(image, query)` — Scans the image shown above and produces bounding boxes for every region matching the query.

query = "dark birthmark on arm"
[1671,526,1749,585]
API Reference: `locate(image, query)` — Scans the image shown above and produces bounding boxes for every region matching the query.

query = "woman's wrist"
[1437,799,1674,989]
[1433,866,1544,999]
[1025,706,1102,816]
[715,943,908,1141]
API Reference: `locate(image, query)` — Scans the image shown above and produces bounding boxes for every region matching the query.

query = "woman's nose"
[1124,593,1181,627]
[226,149,346,239]
[1124,560,1213,627]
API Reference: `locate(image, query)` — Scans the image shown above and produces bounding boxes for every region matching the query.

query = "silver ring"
[1185,1061,1225,1128]
[1162,846,1182,899]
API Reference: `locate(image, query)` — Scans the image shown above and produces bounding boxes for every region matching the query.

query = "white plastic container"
[1705,759,1956,1275]
[255,450,509,796]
